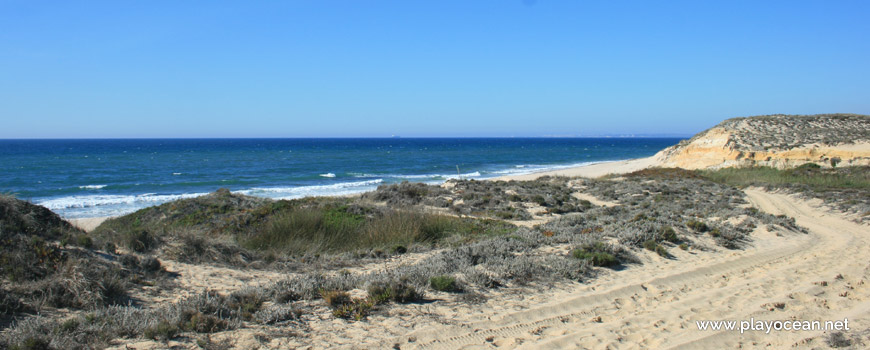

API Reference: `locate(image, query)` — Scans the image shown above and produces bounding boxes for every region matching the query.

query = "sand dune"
[84,182,869,349]
[395,190,869,349]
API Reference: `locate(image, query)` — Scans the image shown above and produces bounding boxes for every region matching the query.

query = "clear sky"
[1,1,868,138]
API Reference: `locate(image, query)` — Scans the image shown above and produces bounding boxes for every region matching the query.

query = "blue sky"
[1,1,868,138]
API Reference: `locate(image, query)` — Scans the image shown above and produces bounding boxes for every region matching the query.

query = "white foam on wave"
[38,192,209,219]
[78,184,107,190]
[44,180,387,219]
[350,173,377,178]
[238,179,384,200]
[351,171,483,180]
[319,173,336,178]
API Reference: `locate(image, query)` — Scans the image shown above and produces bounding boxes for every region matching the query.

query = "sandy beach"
[68,216,111,232]
[496,156,659,181]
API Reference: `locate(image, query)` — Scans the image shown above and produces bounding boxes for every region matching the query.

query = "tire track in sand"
[403,190,869,349]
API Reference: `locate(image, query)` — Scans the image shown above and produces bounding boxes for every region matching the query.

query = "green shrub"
[572,251,617,267]
[75,235,94,249]
[9,337,51,350]
[429,276,458,292]
[571,241,618,267]
[144,320,179,341]
[320,290,351,307]
[643,240,670,257]
[332,298,375,321]
[709,228,722,238]
[228,289,265,320]
[659,226,678,243]
[180,311,229,333]
[126,229,159,253]
[686,220,708,232]
[531,195,548,206]
[59,319,79,333]
[367,281,423,304]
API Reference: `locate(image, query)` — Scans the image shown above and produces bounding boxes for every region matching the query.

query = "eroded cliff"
[654,114,870,169]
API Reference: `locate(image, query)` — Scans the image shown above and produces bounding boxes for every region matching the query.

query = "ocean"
[0,138,681,218]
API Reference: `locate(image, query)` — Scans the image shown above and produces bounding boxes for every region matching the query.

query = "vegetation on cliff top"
[699,164,870,223]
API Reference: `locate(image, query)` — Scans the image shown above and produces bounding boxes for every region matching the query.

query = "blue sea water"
[0,138,681,218]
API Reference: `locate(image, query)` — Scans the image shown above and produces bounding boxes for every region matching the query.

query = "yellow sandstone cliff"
[654,114,870,169]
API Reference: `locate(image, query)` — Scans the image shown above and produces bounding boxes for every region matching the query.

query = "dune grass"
[92,190,516,262]
[243,205,514,256]
[698,165,870,190]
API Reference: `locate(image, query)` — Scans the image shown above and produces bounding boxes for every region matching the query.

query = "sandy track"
[403,190,870,349]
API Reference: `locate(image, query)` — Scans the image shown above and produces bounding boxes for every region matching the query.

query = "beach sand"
[68,216,110,232]
[496,156,659,181]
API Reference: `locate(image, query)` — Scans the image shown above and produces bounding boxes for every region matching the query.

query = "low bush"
[367,281,423,304]
[642,240,670,257]
[144,320,179,341]
[331,298,375,321]
[429,276,459,292]
[571,242,618,267]
[686,220,708,232]
[320,290,351,308]
[659,226,679,243]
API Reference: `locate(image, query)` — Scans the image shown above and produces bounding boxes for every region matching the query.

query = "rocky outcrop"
[654,114,870,169]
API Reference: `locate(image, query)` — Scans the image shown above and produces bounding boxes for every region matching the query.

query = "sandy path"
[402,190,870,349]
